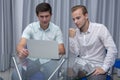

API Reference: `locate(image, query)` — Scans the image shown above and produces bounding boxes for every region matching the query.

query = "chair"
[81,59,120,80]
[0,77,3,80]
[106,59,120,80]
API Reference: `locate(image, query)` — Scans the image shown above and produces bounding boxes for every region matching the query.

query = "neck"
[40,24,49,30]
[80,20,89,32]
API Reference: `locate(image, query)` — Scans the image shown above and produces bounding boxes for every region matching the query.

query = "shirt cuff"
[101,65,109,72]
[69,37,75,42]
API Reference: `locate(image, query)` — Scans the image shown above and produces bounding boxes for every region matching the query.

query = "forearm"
[16,44,25,54]
[59,44,65,55]
[102,48,117,72]
[16,38,27,53]
[69,37,79,56]
[16,38,28,59]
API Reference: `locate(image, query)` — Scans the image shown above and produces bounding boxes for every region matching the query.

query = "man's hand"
[18,48,29,59]
[69,28,76,38]
[92,67,106,75]
[16,38,28,59]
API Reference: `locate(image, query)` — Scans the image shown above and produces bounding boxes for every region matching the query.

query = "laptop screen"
[27,40,61,59]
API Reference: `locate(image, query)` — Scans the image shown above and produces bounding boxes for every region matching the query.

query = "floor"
[0,68,120,80]
[113,74,120,80]
[0,68,13,80]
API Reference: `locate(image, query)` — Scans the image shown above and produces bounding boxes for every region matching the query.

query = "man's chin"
[77,26,81,29]
[41,23,49,27]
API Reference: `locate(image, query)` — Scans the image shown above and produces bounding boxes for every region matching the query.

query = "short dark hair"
[71,5,88,15]
[36,2,52,15]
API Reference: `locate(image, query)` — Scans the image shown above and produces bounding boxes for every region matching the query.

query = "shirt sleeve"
[100,25,117,72]
[22,25,32,39]
[69,37,80,56]
[55,27,64,44]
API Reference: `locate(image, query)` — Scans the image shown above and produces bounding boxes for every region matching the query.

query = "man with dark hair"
[36,3,52,15]
[12,2,65,80]
[69,5,117,80]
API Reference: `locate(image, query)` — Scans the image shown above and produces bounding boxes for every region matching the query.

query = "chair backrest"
[82,59,120,80]
[113,59,120,68]
[0,77,3,80]
[106,59,120,80]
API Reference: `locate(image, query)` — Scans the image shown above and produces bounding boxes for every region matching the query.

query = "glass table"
[12,56,68,80]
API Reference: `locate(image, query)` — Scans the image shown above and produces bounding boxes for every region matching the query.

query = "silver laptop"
[27,40,61,59]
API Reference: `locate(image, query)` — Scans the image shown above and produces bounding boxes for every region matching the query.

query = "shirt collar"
[79,22,92,34]
[87,22,92,33]
[39,22,51,32]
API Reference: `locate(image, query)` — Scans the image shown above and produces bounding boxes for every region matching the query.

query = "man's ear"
[50,13,52,16]
[36,14,38,17]
[85,13,88,19]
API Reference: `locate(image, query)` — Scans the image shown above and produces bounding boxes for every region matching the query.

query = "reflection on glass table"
[12,57,66,80]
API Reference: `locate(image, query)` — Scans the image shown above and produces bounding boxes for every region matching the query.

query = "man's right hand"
[69,28,76,38]
[18,48,29,59]
[17,38,28,59]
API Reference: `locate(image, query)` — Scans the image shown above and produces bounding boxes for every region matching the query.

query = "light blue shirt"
[22,21,63,64]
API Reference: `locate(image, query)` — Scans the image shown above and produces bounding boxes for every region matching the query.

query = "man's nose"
[43,17,47,21]
[74,19,78,24]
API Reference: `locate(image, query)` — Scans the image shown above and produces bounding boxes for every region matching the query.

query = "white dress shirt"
[69,22,117,72]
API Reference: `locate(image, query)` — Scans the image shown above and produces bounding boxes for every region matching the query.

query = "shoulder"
[24,21,39,32]
[49,22,61,30]
[90,22,105,27]
[27,21,39,28]
[90,22,107,31]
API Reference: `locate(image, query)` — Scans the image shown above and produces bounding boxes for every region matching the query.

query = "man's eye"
[76,17,80,20]
[39,16,43,18]
[72,18,75,21]
[45,15,49,18]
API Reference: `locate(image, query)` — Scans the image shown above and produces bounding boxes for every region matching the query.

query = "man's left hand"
[92,67,106,75]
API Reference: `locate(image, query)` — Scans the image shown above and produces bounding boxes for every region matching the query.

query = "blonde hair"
[71,5,88,15]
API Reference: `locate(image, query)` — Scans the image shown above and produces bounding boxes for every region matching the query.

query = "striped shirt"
[69,22,117,72]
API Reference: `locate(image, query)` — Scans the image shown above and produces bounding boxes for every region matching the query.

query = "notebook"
[82,63,95,76]
[74,58,95,78]
[27,40,61,59]
[76,63,95,78]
